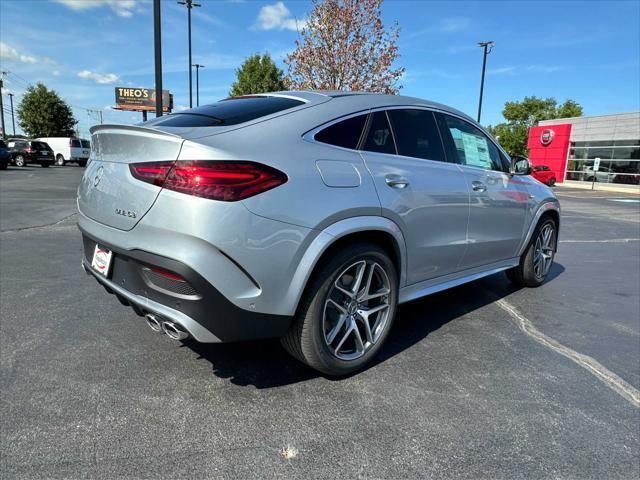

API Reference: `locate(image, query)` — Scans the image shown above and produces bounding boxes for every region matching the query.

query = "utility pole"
[477,41,495,124]
[0,71,6,139]
[153,0,164,117]
[192,64,204,106]
[178,0,200,108]
[8,93,15,136]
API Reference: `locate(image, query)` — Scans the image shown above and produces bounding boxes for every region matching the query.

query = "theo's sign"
[114,87,173,112]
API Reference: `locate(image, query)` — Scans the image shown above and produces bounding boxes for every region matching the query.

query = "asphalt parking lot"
[1,166,639,479]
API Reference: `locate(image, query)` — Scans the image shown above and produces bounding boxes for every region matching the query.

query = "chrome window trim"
[303,104,511,170]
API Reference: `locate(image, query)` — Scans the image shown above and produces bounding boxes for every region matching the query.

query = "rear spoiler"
[89,123,184,140]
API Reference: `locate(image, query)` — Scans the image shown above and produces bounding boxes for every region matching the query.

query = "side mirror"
[511,157,532,175]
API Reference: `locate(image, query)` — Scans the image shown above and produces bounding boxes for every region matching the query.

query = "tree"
[16,83,76,138]
[487,96,583,157]
[229,53,286,97]
[284,0,404,94]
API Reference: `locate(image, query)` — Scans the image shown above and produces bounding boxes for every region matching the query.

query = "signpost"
[592,157,601,190]
[113,87,173,121]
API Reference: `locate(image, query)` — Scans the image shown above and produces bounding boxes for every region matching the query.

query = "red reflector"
[129,160,287,201]
[150,267,186,282]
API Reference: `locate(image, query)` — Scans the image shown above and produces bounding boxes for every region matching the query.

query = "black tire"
[14,155,26,167]
[281,243,398,376]
[548,177,556,186]
[56,154,65,166]
[78,160,87,167]
[506,216,557,288]
[41,163,50,168]
[0,160,7,170]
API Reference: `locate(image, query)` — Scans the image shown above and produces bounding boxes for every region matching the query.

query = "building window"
[565,139,640,185]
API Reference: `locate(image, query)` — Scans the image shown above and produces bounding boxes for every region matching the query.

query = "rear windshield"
[71,139,81,147]
[31,142,50,150]
[81,140,90,148]
[144,96,304,128]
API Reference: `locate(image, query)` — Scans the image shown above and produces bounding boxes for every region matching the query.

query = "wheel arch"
[285,216,407,316]
[517,201,561,256]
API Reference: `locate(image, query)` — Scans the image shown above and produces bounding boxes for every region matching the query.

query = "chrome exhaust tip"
[145,314,163,333]
[161,321,189,341]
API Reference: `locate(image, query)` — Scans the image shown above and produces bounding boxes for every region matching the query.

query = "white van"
[36,137,91,166]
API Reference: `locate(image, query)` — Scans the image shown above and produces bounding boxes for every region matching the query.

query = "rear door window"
[362,111,396,155]
[144,96,305,127]
[81,140,91,148]
[71,139,81,147]
[438,114,507,172]
[387,109,445,162]
[314,114,367,149]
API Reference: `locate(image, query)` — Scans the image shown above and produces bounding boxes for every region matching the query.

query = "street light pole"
[477,41,495,124]
[178,0,201,109]
[153,0,163,117]
[0,72,6,139]
[192,64,204,106]
[8,93,15,136]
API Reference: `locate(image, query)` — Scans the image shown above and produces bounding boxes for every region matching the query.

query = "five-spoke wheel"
[323,260,391,361]
[507,216,557,287]
[281,243,398,376]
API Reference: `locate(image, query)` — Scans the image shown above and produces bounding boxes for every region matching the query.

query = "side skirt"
[399,258,519,304]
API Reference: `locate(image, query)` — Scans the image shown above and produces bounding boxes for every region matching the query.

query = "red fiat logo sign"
[541,129,555,146]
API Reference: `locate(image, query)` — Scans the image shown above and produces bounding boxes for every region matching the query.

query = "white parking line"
[495,299,640,407]
[559,238,640,243]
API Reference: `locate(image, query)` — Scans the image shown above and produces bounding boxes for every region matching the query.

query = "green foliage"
[16,83,76,138]
[229,53,285,97]
[489,96,583,156]
[486,123,530,158]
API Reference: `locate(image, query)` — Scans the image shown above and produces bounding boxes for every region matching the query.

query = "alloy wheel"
[322,260,391,361]
[533,223,555,279]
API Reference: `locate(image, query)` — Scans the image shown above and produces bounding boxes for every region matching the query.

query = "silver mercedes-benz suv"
[78,91,559,375]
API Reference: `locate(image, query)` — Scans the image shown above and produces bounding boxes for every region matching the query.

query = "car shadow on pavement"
[182,263,565,389]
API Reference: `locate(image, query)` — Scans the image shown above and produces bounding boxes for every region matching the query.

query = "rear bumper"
[80,231,292,343]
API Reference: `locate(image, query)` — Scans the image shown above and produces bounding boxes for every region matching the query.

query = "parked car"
[531,165,557,186]
[36,137,90,166]
[0,140,11,170]
[78,92,560,375]
[7,139,55,167]
[584,166,615,183]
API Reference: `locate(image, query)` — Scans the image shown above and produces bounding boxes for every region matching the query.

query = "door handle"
[385,174,409,189]
[471,181,487,192]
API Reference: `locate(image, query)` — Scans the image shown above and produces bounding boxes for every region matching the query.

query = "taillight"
[129,161,174,186]
[129,161,287,201]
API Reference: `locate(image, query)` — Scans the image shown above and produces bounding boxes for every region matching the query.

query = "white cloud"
[78,70,121,84]
[253,2,302,31]
[53,0,138,18]
[488,66,517,75]
[176,105,190,111]
[0,42,37,64]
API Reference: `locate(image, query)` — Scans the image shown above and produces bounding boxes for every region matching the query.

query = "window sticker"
[460,131,492,168]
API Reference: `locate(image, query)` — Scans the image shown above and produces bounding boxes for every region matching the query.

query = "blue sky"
[1,0,638,138]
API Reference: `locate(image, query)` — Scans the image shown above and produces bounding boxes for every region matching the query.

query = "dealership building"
[527,111,640,186]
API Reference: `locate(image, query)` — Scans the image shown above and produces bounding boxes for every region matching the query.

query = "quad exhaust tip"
[161,321,189,341]
[145,314,163,333]
[144,314,189,340]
